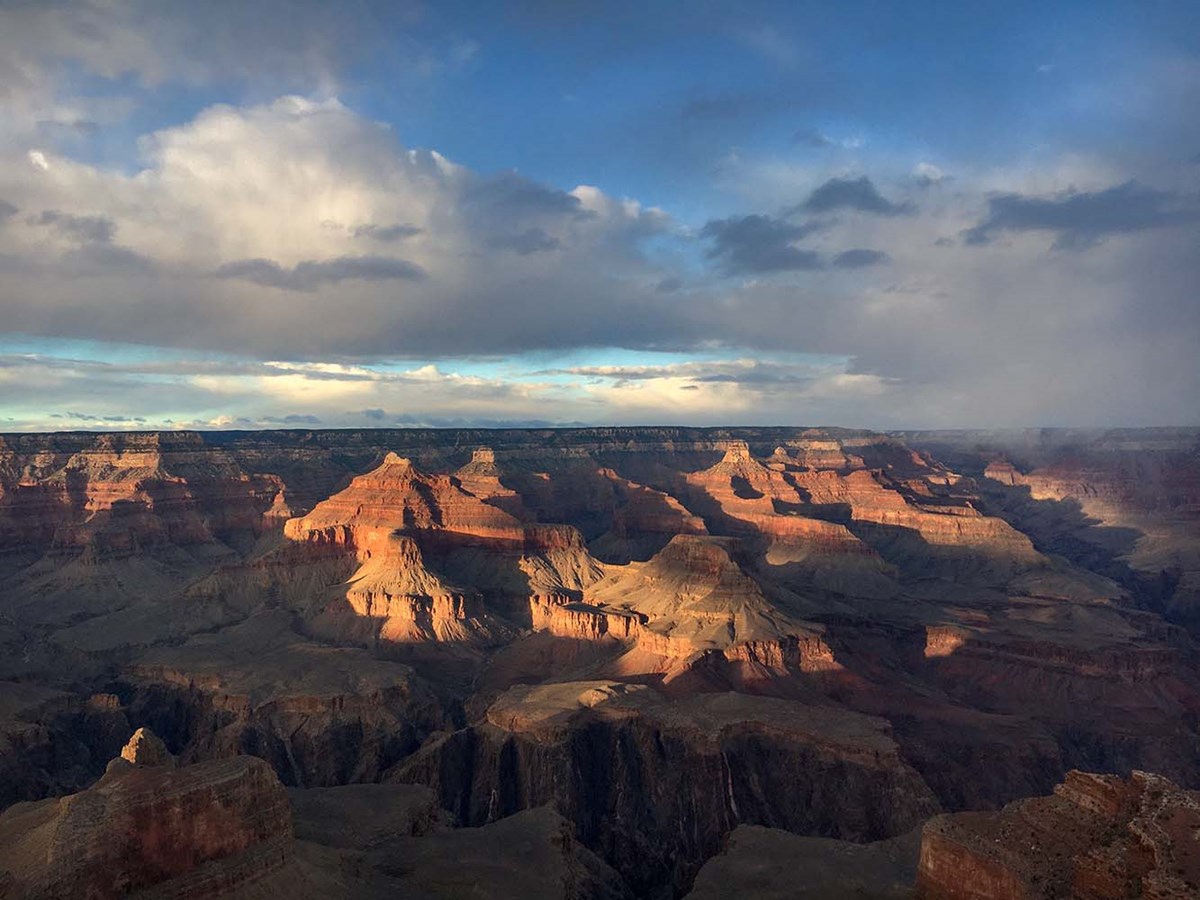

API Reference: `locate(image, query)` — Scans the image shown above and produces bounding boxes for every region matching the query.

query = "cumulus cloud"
[0,14,1196,431]
[963,180,1200,249]
[0,96,677,358]
[798,176,913,216]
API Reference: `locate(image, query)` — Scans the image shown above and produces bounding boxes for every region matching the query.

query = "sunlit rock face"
[0,426,1198,898]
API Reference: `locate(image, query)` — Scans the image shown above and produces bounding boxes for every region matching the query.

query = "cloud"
[799,176,913,216]
[463,172,587,220]
[486,228,560,255]
[0,98,675,358]
[0,84,1196,428]
[832,248,890,269]
[545,358,828,386]
[268,413,322,424]
[215,255,426,291]
[912,162,950,186]
[963,180,1200,249]
[0,200,17,221]
[701,214,823,273]
[352,223,423,241]
[28,209,115,243]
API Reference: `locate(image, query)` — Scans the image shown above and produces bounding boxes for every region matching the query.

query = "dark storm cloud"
[655,276,683,293]
[215,255,426,291]
[351,223,423,241]
[28,209,116,243]
[701,214,823,274]
[798,176,913,216]
[486,227,560,255]
[832,248,890,268]
[0,200,17,221]
[963,181,1200,249]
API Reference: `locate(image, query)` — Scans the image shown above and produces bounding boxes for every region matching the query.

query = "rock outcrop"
[397,680,938,895]
[0,729,291,899]
[283,453,604,645]
[686,824,921,900]
[916,769,1200,899]
[124,612,447,786]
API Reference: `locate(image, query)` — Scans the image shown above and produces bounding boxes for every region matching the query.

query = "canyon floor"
[0,426,1197,899]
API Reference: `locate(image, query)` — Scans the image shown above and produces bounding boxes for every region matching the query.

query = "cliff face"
[123,612,448,787]
[916,769,1200,899]
[398,681,938,896]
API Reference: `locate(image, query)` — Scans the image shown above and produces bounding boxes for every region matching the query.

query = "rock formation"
[916,769,1200,899]
[124,611,447,786]
[396,680,938,894]
[0,426,1198,898]
[685,824,921,899]
[0,729,291,899]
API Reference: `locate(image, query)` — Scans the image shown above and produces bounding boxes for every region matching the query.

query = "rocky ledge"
[917,769,1200,899]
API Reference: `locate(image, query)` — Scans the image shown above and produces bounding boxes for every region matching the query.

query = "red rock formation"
[452,447,531,519]
[916,769,1200,899]
[0,432,288,559]
[0,728,291,899]
[282,453,608,644]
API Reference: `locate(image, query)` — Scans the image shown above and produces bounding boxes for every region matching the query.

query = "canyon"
[0,426,1197,898]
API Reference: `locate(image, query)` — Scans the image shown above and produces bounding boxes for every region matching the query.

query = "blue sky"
[0,1,1197,430]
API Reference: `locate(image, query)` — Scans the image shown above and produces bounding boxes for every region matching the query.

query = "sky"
[0,0,1197,431]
